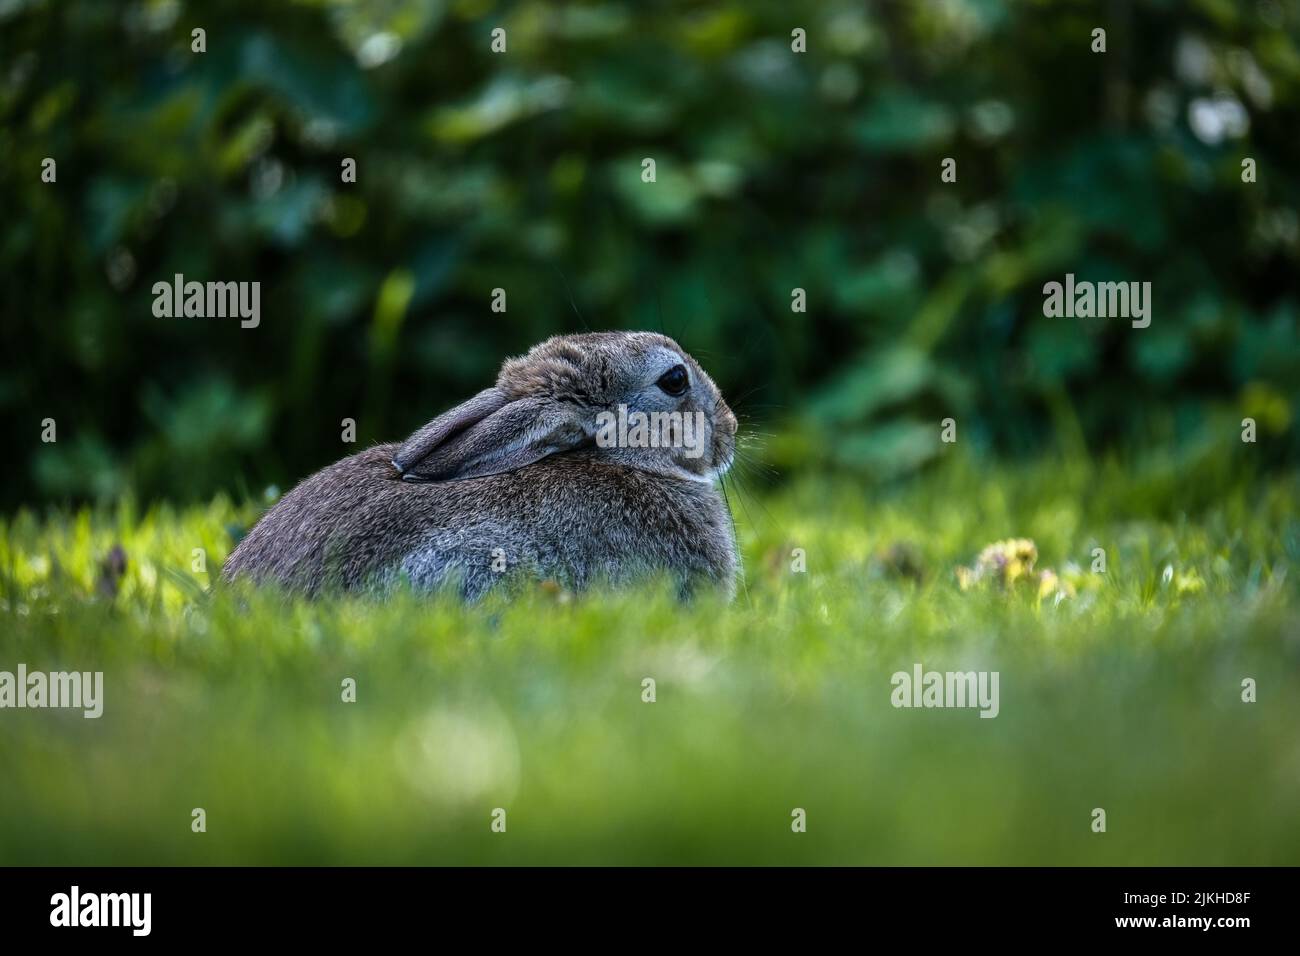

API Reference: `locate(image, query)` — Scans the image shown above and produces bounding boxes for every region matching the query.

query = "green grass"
[2,449,1298,865]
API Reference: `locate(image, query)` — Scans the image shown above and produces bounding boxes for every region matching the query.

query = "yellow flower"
[1037,568,1076,601]
[958,538,1074,603]
[973,538,1039,586]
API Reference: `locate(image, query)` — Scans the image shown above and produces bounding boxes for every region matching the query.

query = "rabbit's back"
[221,444,736,598]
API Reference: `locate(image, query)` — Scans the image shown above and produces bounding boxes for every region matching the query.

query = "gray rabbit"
[221,332,739,599]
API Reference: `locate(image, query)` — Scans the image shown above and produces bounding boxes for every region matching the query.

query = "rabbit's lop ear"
[393,389,589,482]
[392,387,507,477]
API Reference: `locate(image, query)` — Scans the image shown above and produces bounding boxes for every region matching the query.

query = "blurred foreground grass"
[1,451,1298,865]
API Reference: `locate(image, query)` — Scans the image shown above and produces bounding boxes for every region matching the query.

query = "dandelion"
[957,538,1039,590]
[957,538,1075,602]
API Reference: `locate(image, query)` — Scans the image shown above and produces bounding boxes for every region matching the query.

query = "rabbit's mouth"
[710,406,738,477]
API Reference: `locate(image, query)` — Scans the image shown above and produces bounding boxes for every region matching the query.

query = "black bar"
[0,867,1286,942]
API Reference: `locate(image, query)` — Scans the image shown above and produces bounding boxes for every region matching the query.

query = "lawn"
[1,447,1297,865]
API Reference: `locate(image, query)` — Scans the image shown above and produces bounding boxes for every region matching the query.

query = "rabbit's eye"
[656,364,689,397]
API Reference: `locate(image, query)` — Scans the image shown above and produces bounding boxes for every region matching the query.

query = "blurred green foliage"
[1,0,1297,506]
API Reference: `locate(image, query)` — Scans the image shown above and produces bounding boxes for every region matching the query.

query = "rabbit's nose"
[720,407,738,436]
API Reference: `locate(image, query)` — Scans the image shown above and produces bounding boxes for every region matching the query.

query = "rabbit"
[220,331,740,600]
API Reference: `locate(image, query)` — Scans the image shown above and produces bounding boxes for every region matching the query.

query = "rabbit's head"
[392,332,737,483]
